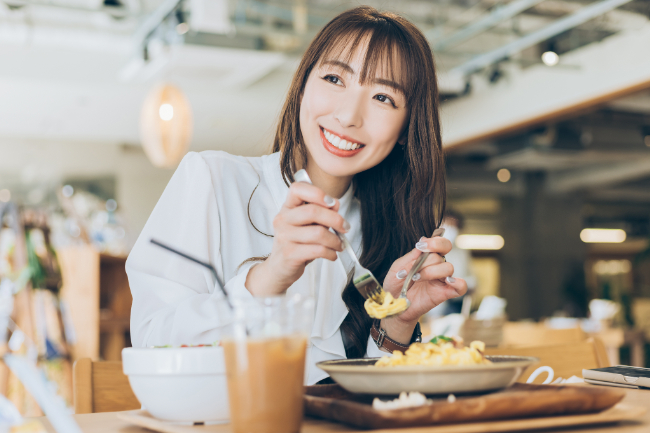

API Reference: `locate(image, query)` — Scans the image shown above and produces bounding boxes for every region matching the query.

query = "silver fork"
[293,169,387,304]
[397,227,447,309]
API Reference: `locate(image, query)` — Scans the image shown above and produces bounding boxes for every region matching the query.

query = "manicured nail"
[342,220,351,231]
[324,195,336,207]
[419,236,426,241]
[396,269,407,279]
[415,241,429,252]
[412,273,421,281]
[446,276,456,284]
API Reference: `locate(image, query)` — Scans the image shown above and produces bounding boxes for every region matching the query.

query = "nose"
[333,89,364,129]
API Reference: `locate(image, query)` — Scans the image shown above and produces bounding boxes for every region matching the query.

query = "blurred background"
[1,0,650,415]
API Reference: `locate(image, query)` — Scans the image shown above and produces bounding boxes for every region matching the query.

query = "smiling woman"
[126,6,465,387]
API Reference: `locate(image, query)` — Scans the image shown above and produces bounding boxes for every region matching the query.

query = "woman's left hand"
[381,235,468,329]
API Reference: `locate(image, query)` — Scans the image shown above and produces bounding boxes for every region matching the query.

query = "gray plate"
[316,355,539,395]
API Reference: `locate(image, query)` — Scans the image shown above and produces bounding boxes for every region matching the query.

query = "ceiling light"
[0,189,10,203]
[141,84,193,168]
[159,103,174,121]
[456,235,504,250]
[497,168,511,183]
[541,51,559,66]
[176,23,189,35]
[580,228,626,243]
[644,135,650,147]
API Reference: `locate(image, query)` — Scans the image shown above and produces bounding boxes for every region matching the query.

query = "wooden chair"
[73,359,141,414]
[502,321,587,347]
[485,338,610,384]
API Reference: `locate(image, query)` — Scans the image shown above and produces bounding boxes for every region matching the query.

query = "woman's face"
[299,41,409,179]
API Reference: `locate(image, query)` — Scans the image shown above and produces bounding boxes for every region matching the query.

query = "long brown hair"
[272,6,446,358]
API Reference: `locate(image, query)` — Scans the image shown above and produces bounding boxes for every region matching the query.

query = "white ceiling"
[0,42,296,155]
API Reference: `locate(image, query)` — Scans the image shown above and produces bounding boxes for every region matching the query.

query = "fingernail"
[446,276,456,284]
[415,241,429,252]
[324,195,336,207]
[396,269,407,279]
[342,220,351,231]
[419,236,426,241]
[412,273,421,281]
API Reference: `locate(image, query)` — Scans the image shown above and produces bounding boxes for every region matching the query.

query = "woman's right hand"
[245,181,350,296]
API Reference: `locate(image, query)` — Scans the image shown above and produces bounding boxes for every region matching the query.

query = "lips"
[320,127,365,158]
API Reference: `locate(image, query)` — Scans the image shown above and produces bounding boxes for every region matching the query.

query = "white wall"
[0,138,174,244]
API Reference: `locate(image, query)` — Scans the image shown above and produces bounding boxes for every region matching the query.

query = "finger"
[290,244,339,262]
[285,182,340,211]
[417,262,455,282]
[284,204,350,233]
[415,236,452,255]
[415,252,446,270]
[286,225,343,252]
[444,276,468,297]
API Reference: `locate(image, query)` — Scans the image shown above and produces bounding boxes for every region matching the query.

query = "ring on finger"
[439,254,446,263]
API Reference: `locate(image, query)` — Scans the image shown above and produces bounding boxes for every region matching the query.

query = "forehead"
[315,31,408,88]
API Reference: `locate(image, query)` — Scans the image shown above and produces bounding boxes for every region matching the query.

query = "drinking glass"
[223,294,314,433]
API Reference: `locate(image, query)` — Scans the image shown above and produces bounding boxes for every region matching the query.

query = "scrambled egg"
[364,292,408,319]
[375,340,489,367]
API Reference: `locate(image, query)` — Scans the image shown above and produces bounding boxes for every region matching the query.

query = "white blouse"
[125,150,385,385]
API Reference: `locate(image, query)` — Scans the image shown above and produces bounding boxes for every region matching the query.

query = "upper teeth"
[323,129,361,151]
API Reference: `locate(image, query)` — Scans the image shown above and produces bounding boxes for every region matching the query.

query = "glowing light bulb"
[456,235,504,250]
[159,103,174,121]
[542,51,559,66]
[580,228,626,243]
[176,23,189,35]
[497,168,511,183]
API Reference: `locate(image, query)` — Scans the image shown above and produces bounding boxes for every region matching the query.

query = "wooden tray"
[304,383,628,429]
[116,404,646,433]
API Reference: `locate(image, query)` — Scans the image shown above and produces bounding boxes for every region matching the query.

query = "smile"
[320,127,365,157]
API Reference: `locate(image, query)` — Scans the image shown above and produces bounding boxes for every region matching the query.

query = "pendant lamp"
[140,83,193,168]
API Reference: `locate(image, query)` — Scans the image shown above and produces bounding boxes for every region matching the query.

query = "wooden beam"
[441,23,650,149]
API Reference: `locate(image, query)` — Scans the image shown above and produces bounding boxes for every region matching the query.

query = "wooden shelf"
[59,246,132,362]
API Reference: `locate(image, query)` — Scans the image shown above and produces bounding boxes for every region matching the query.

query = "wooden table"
[37,387,650,433]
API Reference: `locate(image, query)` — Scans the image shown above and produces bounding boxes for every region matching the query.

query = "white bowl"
[122,346,229,423]
[317,355,538,395]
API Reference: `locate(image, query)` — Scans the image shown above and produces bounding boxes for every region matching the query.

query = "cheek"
[368,113,407,148]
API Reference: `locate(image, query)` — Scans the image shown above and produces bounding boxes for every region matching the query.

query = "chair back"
[502,322,586,347]
[73,358,140,414]
[485,338,610,384]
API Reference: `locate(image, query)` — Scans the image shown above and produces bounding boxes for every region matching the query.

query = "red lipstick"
[320,127,364,158]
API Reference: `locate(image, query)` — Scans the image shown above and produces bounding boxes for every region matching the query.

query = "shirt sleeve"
[125,152,253,348]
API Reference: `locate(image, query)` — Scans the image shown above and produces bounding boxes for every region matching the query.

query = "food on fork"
[364,292,408,319]
[375,338,489,367]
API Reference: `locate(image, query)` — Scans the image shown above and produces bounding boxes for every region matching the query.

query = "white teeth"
[323,128,361,151]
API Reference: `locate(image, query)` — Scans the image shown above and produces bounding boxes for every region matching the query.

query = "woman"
[126,6,467,385]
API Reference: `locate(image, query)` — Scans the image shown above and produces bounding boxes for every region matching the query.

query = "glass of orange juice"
[223,294,314,433]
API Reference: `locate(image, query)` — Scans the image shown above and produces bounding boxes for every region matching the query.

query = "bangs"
[314,24,417,102]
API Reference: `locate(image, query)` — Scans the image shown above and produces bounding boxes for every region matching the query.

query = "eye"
[375,94,397,108]
[323,75,343,86]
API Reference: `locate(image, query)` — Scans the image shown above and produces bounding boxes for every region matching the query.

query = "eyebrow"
[321,60,405,95]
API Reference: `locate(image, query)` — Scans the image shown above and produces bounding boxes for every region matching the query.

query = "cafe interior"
[2,0,650,432]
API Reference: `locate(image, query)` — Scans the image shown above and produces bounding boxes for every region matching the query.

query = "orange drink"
[223,295,313,433]
[223,336,307,433]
